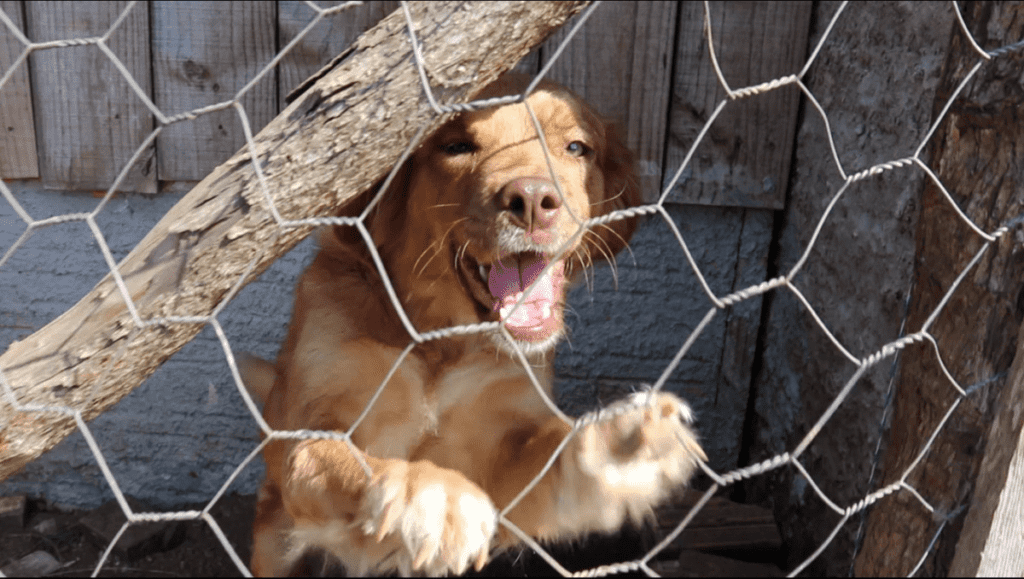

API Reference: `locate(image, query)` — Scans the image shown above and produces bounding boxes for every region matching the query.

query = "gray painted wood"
[0,1,39,179]
[664,2,811,209]
[27,1,154,193]
[152,1,276,183]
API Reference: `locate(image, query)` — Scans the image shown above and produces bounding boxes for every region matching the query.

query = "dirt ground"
[1,494,256,577]
[0,493,657,577]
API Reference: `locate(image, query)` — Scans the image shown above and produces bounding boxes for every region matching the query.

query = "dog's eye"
[566,141,591,157]
[441,141,477,156]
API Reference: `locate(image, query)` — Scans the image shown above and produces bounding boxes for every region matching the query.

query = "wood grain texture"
[27,1,154,193]
[664,2,811,209]
[951,319,1024,576]
[277,1,399,107]
[0,1,39,179]
[152,1,276,182]
[541,1,677,202]
[855,2,1024,575]
[0,0,588,483]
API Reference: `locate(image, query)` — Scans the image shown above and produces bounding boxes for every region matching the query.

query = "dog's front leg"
[279,439,498,575]
[493,391,705,544]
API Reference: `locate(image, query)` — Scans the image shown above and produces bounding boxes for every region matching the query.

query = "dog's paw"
[578,391,706,493]
[361,460,497,575]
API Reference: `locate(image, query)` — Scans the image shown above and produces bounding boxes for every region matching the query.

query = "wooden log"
[0,1,588,482]
[854,2,1024,575]
[276,1,401,108]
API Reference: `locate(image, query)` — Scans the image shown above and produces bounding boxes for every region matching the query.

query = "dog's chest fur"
[356,342,555,464]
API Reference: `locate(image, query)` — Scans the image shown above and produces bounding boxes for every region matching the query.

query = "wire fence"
[1,0,1022,576]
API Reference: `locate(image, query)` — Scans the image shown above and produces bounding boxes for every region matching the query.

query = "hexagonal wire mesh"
[1,0,1022,576]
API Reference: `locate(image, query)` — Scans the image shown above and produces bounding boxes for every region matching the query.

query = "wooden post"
[950,318,1024,576]
[854,2,1024,575]
[0,1,588,482]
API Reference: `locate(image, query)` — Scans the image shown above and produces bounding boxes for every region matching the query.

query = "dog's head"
[354,74,640,355]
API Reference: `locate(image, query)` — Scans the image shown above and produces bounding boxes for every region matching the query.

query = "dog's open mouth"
[460,250,566,344]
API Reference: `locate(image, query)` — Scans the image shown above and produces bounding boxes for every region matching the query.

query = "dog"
[243,73,705,576]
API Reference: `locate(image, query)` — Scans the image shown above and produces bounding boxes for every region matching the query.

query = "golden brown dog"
[244,74,705,576]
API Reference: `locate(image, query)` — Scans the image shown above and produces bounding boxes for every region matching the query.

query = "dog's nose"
[499,177,562,234]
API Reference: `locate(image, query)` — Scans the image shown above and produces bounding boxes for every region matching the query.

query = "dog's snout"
[499,177,562,235]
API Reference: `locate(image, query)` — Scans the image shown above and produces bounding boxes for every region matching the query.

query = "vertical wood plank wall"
[152,1,277,182]
[0,0,37,179]
[1,0,811,208]
[667,2,811,208]
[25,1,154,193]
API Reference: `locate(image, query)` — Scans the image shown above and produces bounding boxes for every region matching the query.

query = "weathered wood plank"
[541,1,676,202]
[152,1,276,183]
[950,318,1024,576]
[664,2,811,209]
[27,1,154,193]
[649,488,782,559]
[855,2,1024,575]
[0,1,39,179]
[651,550,783,577]
[277,1,399,108]
[0,0,588,483]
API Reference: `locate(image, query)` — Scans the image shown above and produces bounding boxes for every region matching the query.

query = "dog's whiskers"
[586,224,636,290]
[413,218,468,278]
[590,182,633,207]
[412,239,445,278]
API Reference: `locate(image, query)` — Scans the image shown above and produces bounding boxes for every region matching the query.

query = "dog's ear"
[591,121,641,259]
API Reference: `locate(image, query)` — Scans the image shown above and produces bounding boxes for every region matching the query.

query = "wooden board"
[540,1,677,202]
[651,550,782,577]
[649,488,782,560]
[277,1,399,107]
[152,1,276,183]
[27,1,154,193]
[0,1,39,179]
[664,2,811,209]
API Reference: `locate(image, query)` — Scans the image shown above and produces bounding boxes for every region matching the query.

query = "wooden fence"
[1,0,811,209]
[4,1,1023,576]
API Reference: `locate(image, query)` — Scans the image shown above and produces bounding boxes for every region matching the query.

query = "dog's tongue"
[488,253,563,341]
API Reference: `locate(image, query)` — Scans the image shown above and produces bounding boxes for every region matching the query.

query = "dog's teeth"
[541,304,552,319]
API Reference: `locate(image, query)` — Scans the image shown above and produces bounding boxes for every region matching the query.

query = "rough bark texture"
[0,1,588,482]
[742,3,954,575]
[855,2,1024,575]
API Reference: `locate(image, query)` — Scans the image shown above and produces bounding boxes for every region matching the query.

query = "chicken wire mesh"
[1,0,1022,576]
